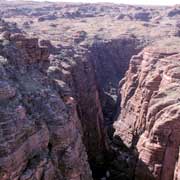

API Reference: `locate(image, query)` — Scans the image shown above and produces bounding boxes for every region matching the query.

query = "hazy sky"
[32,0,179,6]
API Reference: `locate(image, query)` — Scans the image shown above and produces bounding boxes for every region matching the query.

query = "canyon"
[0,1,180,180]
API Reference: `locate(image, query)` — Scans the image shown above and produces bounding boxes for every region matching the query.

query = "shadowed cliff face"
[79,35,142,178]
[0,18,132,180]
[0,22,143,180]
[89,37,143,126]
[46,38,143,179]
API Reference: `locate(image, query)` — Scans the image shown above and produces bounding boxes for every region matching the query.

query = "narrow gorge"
[0,1,180,180]
[0,19,141,180]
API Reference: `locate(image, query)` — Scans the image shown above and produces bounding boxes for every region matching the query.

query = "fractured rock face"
[0,80,16,100]
[0,22,92,180]
[114,41,180,180]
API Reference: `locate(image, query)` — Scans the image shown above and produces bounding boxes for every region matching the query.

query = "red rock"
[0,2,180,180]
[114,46,180,180]
[0,24,92,180]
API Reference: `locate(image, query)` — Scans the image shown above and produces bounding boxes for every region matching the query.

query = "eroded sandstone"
[0,21,92,180]
[114,40,180,180]
[0,1,180,180]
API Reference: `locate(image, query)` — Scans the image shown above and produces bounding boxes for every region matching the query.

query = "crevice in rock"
[89,37,143,125]
[80,37,145,180]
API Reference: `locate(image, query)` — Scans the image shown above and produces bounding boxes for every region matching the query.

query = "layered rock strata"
[0,2,180,180]
[47,47,106,178]
[0,26,92,180]
[114,41,180,180]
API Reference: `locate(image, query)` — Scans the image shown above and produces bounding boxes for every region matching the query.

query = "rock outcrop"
[114,39,180,180]
[0,24,92,180]
[47,46,106,178]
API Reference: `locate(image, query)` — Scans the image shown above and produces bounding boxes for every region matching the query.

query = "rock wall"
[114,45,180,180]
[1,20,143,180]
[45,36,143,179]
[0,26,92,180]
[47,46,106,178]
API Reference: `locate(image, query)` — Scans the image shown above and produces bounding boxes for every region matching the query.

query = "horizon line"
[7,0,179,6]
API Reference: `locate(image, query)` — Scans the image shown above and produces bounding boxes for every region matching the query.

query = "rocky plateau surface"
[0,1,179,180]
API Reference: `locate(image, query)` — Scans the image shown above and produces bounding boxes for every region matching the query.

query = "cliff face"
[0,23,92,180]
[47,46,106,178]
[0,25,142,180]
[0,28,143,180]
[0,2,180,180]
[114,40,180,180]
[46,35,143,179]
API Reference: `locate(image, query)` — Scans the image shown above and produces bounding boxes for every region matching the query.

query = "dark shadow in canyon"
[109,134,155,180]
[90,36,143,125]
[84,37,145,180]
[90,131,155,180]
